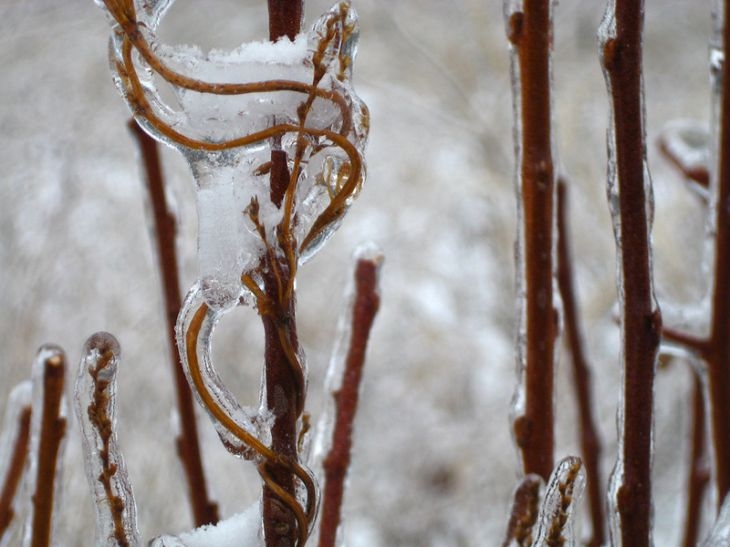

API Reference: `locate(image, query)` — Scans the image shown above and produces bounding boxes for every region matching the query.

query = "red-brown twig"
[127,120,219,527]
[0,406,31,538]
[599,2,661,544]
[262,4,305,545]
[318,256,381,547]
[501,474,542,547]
[658,132,710,191]
[506,0,557,482]
[556,180,605,547]
[31,353,66,547]
[682,372,710,547]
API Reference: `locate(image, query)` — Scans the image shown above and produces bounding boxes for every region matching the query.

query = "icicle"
[0,382,31,547]
[176,283,272,460]
[75,333,141,547]
[530,456,585,547]
[702,493,730,546]
[21,345,67,547]
[96,0,369,311]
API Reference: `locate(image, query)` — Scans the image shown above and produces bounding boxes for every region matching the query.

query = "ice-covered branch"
[599,0,661,544]
[502,474,542,547]
[504,0,558,482]
[682,372,710,547]
[658,120,710,199]
[0,383,31,543]
[317,246,382,547]
[23,346,66,547]
[556,180,605,546]
[127,120,218,528]
[75,333,140,547]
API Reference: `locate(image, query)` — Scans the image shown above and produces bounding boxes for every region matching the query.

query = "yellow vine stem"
[186,304,316,545]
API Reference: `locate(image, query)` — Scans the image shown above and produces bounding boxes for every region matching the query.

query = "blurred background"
[0,0,715,544]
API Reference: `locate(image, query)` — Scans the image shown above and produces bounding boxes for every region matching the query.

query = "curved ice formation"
[98,0,369,310]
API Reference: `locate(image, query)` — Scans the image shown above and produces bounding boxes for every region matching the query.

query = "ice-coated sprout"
[149,502,261,547]
[530,456,585,547]
[21,345,67,547]
[0,382,31,547]
[74,333,141,547]
[702,493,730,546]
[96,0,369,311]
[176,283,273,460]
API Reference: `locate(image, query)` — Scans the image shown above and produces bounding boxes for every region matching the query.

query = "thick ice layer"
[99,0,370,311]
[74,333,141,547]
[149,502,260,547]
[176,283,272,459]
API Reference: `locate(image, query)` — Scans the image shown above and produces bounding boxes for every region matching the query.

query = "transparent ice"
[74,333,141,547]
[702,493,730,547]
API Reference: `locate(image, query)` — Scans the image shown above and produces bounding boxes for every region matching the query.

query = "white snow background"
[0,0,714,544]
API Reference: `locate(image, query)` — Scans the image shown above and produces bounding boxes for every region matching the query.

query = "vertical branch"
[506,0,557,481]
[0,407,31,539]
[30,352,66,547]
[599,1,660,544]
[556,180,605,547]
[708,0,730,506]
[318,255,381,547]
[682,372,710,547]
[127,121,219,527]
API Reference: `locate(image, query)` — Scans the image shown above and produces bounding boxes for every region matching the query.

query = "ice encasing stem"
[600,1,660,544]
[507,0,557,481]
[263,4,305,546]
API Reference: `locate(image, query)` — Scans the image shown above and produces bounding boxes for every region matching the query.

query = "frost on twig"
[0,383,31,545]
[316,244,382,547]
[75,333,140,547]
[22,346,67,547]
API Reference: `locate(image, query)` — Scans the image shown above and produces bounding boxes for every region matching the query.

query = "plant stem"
[556,180,605,547]
[319,257,381,547]
[31,354,66,547]
[501,474,542,547]
[0,407,31,538]
[682,373,710,547]
[128,121,219,527]
[506,0,556,482]
[708,0,730,507]
[600,2,660,544]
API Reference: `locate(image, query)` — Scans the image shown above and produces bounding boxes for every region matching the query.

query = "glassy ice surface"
[98,0,369,311]
[531,456,585,547]
[74,333,141,547]
[21,345,67,547]
[149,502,260,547]
[176,283,272,460]
[703,493,730,546]
[0,382,31,547]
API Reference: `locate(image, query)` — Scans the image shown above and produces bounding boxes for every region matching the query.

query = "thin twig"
[127,120,219,527]
[506,0,557,481]
[318,256,381,547]
[31,353,66,547]
[0,407,31,538]
[501,474,542,547]
[599,1,661,544]
[556,180,605,547]
[682,372,710,547]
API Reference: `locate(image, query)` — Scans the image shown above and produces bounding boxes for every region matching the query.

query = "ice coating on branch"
[176,283,273,459]
[99,0,369,310]
[659,119,710,197]
[21,345,67,547]
[530,457,585,547]
[703,493,730,546]
[0,382,31,547]
[74,333,141,547]
[149,502,260,547]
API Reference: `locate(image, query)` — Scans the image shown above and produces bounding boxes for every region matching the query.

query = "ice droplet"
[74,333,141,547]
[98,1,369,311]
[176,283,272,460]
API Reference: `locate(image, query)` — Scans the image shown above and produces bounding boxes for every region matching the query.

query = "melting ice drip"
[101,0,369,311]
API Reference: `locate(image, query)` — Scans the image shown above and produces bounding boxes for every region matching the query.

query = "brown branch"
[600,2,660,544]
[127,120,219,527]
[707,0,730,507]
[556,180,605,547]
[318,256,381,547]
[268,0,303,43]
[507,0,557,482]
[682,372,710,547]
[501,474,542,547]
[0,406,31,538]
[657,131,710,192]
[661,326,710,359]
[31,353,66,547]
